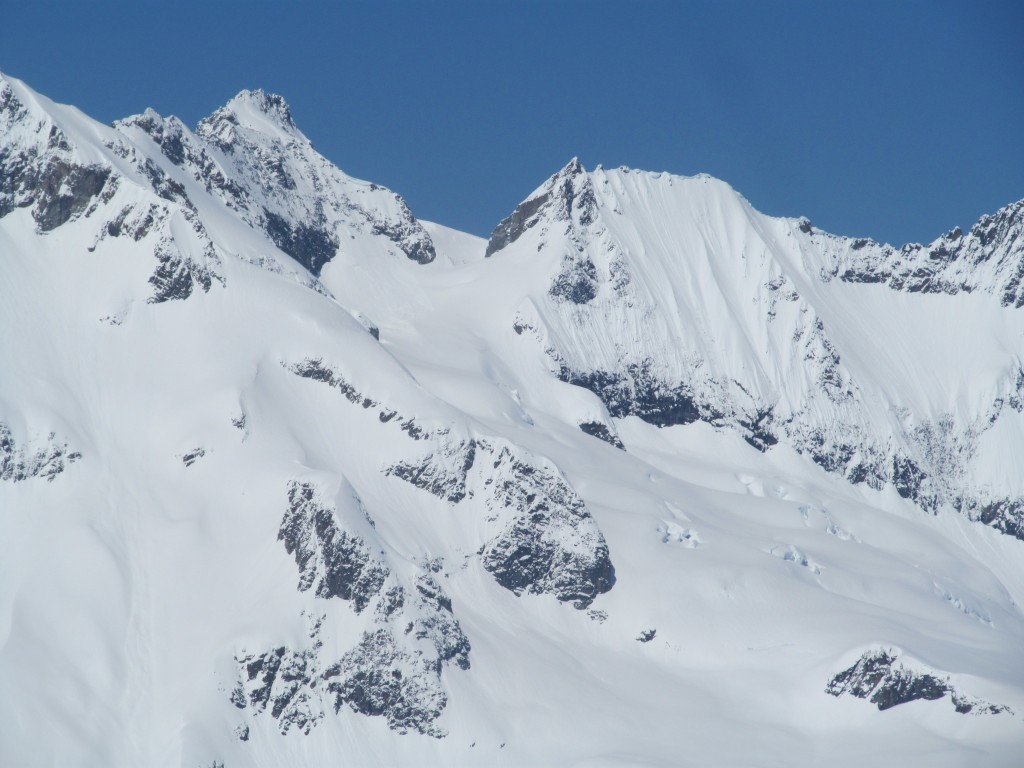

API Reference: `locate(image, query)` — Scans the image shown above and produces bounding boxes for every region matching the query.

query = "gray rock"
[480,443,615,609]
[0,423,80,483]
[235,645,323,735]
[826,648,1012,715]
[323,629,448,736]
[578,420,625,450]
[279,482,388,611]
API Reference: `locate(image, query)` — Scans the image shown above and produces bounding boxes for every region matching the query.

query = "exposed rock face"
[488,161,1024,544]
[478,441,615,608]
[235,644,323,735]
[822,199,1024,307]
[826,648,1012,715]
[113,91,437,282]
[485,158,596,258]
[191,90,435,271]
[262,209,337,275]
[30,161,112,232]
[387,435,477,504]
[0,81,112,232]
[0,82,225,307]
[285,357,430,442]
[232,482,471,737]
[409,574,472,670]
[550,255,599,304]
[578,421,624,450]
[485,192,551,257]
[560,363,705,428]
[0,423,80,482]
[279,482,388,611]
[975,498,1024,540]
[148,228,220,303]
[180,448,206,467]
[286,354,616,610]
[323,629,449,736]
[378,416,616,609]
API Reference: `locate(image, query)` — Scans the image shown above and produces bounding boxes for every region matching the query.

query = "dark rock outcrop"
[480,443,615,608]
[193,91,435,270]
[825,199,1024,307]
[560,363,706,427]
[235,645,323,735]
[485,192,551,257]
[323,629,448,736]
[31,161,111,231]
[826,648,1012,715]
[263,208,338,275]
[485,158,595,257]
[0,424,80,482]
[148,237,217,303]
[549,256,599,304]
[279,482,388,611]
[578,421,625,450]
[383,425,617,610]
[233,481,472,737]
[409,574,471,671]
[386,437,477,504]
[0,81,116,231]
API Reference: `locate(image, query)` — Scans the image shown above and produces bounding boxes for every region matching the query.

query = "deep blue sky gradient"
[3,1,1022,245]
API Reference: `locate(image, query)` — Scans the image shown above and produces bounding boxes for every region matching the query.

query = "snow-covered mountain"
[2,72,1024,767]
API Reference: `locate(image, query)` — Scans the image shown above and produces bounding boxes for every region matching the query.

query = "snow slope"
[2,72,1024,767]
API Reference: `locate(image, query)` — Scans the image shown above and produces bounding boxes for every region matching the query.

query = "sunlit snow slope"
[2,73,1024,768]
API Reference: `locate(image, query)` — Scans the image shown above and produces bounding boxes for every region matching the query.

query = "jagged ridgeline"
[489,158,1024,541]
[2,69,1024,768]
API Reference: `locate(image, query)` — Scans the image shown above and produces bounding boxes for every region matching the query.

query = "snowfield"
[1,71,1023,767]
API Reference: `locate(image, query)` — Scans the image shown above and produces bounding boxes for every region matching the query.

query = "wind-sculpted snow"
[827,648,1013,715]
[488,160,1024,541]
[0,423,79,482]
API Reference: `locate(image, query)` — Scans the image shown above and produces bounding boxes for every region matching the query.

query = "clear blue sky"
[4,1,1021,245]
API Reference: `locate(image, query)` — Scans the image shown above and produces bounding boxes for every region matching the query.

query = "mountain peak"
[485,158,595,257]
[559,156,585,177]
[196,88,300,147]
[224,88,295,129]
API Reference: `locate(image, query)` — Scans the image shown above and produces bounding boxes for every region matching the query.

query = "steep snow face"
[3,74,1024,768]
[479,159,1024,536]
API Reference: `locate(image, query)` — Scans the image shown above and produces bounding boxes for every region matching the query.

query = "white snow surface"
[2,72,1024,767]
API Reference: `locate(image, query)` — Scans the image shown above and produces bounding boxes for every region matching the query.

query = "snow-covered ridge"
[3,73,1024,767]
[817,198,1024,305]
[478,158,1024,539]
[0,69,435,288]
